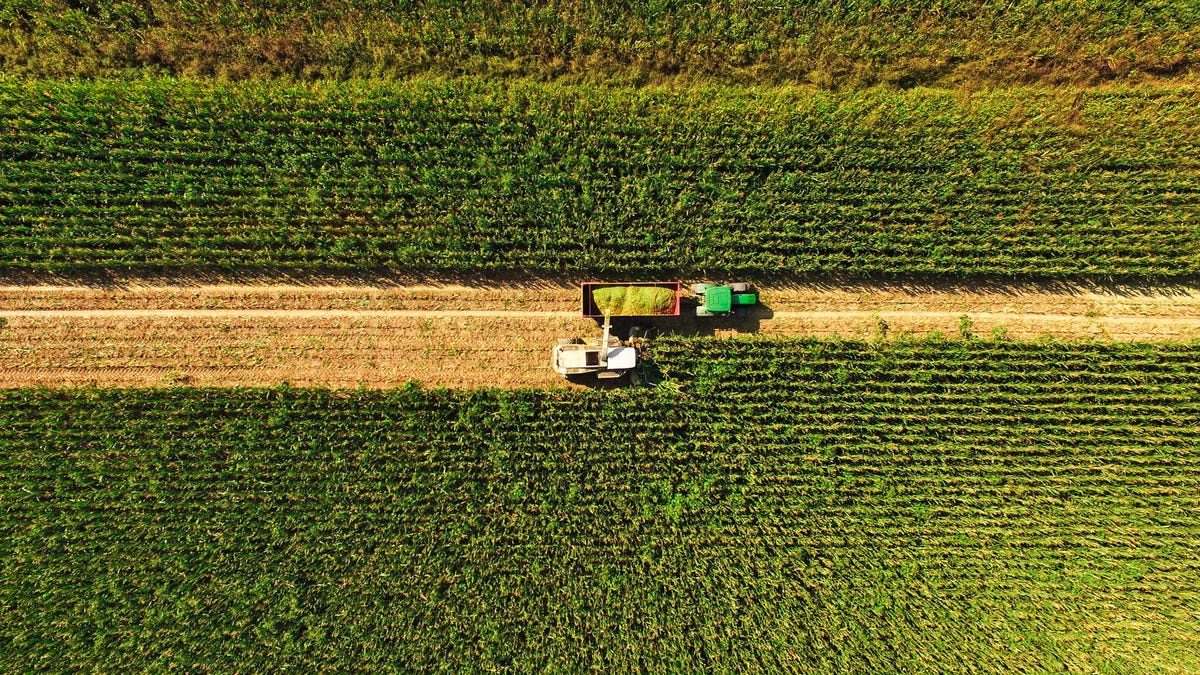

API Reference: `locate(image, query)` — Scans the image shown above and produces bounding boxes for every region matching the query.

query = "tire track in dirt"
[3,281,1199,389]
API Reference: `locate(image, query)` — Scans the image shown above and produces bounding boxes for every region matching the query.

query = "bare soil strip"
[3,281,1199,389]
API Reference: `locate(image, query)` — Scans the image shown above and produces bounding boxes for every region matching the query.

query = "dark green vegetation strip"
[3,79,1199,277]
[0,1,1196,85]
[2,338,1199,671]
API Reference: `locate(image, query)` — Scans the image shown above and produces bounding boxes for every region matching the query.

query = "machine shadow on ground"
[567,301,775,390]
[601,302,774,340]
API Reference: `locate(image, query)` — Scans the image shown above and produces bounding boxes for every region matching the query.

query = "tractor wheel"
[729,282,751,293]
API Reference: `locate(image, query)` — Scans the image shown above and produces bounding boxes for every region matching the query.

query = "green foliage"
[592,285,676,316]
[0,0,1196,84]
[1,79,1198,278]
[2,338,1200,670]
[958,314,975,339]
[872,314,889,342]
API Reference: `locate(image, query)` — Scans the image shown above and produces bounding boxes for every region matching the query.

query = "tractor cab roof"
[704,285,732,313]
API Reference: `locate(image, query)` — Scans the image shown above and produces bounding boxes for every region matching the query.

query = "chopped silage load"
[591,285,676,315]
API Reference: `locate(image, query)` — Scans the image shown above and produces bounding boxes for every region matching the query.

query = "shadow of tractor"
[601,300,775,339]
[567,300,775,390]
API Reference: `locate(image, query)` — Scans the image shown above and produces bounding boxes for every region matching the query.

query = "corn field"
[2,337,1198,671]
[2,79,1198,276]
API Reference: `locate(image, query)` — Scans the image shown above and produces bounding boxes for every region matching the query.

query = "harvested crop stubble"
[592,286,676,315]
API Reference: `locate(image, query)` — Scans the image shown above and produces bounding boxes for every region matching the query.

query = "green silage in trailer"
[1,79,1199,277]
[592,285,677,315]
[2,338,1200,671]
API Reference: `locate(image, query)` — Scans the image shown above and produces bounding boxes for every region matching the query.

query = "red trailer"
[580,281,682,318]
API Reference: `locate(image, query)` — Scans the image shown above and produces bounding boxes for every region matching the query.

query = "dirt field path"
[3,280,1199,389]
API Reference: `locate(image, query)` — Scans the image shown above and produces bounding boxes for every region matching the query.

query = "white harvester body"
[552,312,639,379]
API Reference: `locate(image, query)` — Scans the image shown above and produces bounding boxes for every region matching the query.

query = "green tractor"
[691,282,758,317]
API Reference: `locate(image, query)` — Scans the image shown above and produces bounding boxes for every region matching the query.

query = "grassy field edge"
[1,1,1196,87]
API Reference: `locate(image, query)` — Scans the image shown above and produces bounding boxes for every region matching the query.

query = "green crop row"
[0,0,1196,85]
[2,337,1199,671]
[1,78,1198,278]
